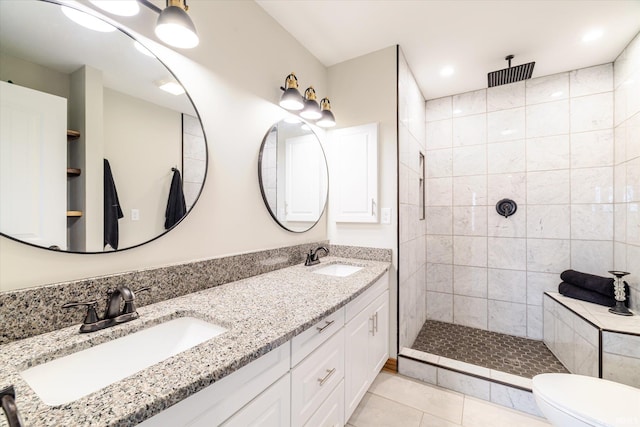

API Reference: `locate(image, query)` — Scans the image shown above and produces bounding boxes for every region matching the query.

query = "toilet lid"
[532,374,640,427]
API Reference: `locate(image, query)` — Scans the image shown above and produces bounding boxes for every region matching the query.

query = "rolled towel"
[558,282,616,307]
[560,270,614,297]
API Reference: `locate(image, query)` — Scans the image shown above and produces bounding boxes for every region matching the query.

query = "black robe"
[104,159,123,249]
[165,169,186,229]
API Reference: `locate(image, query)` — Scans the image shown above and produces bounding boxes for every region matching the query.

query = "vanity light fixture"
[300,87,322,120]
[138,0,200,49]
[279,73,337,126]
[316,98,336,128]
[61,5,116,32]
[279,73,304,110]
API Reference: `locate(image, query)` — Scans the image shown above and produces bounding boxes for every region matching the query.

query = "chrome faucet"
[63,286,150,333]
[305,246,329,266]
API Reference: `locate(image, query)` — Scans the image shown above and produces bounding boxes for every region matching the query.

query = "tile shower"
[398,31,640,397]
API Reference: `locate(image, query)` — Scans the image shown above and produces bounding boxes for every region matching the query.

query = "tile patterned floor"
[411,320,568,378]
[347,372,551,427]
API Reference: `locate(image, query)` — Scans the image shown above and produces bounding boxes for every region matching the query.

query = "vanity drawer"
[291,328,345,426]
[345,271,389,322]
[291,307,344,366]
[303,379,344,427]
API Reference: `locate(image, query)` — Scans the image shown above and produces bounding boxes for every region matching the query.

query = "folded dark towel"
[165,168,186,230]
[560,270,615,297]
[558,282,616,307]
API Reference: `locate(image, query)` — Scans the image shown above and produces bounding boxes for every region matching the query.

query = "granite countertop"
[0,256,389,426]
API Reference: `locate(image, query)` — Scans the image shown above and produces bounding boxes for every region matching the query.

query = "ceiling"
[256,0,640,100]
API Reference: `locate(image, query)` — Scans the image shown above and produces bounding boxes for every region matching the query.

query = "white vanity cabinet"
[344,272,390,422]
[139,272,389,427]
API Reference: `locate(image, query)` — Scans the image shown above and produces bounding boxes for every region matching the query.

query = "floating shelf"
[67,168,81,176]
[67,129,80,139]
[66,211,83,217]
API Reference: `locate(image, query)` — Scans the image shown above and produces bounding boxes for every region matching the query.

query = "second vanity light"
[279,73,336,128]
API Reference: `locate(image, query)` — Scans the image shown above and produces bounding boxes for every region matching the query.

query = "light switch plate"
[131,209,140,221]
[381,208,391,224]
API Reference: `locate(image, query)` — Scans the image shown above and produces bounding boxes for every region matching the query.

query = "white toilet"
[532,373,640,427]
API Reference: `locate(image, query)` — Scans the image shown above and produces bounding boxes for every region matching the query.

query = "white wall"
[0,52,70,99]
[397,48,427,348]
[613,32,640,312]
[326,46,398,355]
[0,0,329,290]
[103,88,182,248]
[425,63,616,340]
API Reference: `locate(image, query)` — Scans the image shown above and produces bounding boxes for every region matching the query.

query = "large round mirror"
[258,120,328,233]
[0,0,207,253]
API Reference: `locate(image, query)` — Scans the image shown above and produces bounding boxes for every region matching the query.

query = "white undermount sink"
[20,317,226,406]
[312,263,363,277]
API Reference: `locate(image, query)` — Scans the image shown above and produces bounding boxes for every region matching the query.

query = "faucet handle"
[122,287,151,315]
[62,300,99,325]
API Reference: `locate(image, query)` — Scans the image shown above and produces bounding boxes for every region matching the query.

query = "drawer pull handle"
[316,320,335,333]
[374,312,379,333]
[318,368,336,386]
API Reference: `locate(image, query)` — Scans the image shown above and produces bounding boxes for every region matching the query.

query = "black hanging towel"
[165,168,186,229]
[104,159,124,249]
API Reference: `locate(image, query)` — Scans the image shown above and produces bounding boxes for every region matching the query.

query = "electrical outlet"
[381,208,391,224]
[131,209,140,221]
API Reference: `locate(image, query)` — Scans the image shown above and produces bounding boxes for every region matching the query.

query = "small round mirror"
[258,120,328,232]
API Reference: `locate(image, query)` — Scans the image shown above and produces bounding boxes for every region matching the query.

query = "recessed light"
[440,66,454,77]
[90,0,140,17]
[501,129,516,136]
[156,80,185,95]
[61,5,116,32]
[582,29,603,43]
[453,108,462,115]
[551,91,563,98]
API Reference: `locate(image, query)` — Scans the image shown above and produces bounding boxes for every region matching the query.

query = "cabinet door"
[222,373,290,427]
[329,123,378,223]
[304,379,344,427]
[369,292,390,377]
[344,305,374,422]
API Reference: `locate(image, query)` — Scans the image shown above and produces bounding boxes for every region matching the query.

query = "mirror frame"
[257,121,329,233]
[0,0,208,254]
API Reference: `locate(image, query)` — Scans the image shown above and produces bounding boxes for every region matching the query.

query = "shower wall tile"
[487,268,527,303]
[426,119,452,150]
[570,204,614,240]
[426,206,453,235]
[570,167,614,204]
[487,209,526,238]
[453,236,487,267]
[454,295,488,329]
[570,240,613,276]
[487,140,526,174]
[572,131,614,171]
[570,92,614,133]
[453,206,487,236]
[526,135,570,171]
[426,96,452,122]
[453,175,487,206]
[426,291,453,322]
[488,300,527,337]
[487,81,525,112]
[453,145,487,176]
[487,237,527,270]
[454,265,488,298]
[487,107,525,142]
[570,64,614,97]
[526,169,570,204]
[453,114,487,147]
[525,100,570,138]
[526,72,569,105]
[487,172,526,202]
[421,60,620,337]
[526,205,571,239]
[453,89,486,117]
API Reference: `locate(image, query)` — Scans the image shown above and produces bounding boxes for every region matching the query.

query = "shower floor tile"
[411,320,568,379]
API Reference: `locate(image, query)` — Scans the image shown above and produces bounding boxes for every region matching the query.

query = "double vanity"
[0,256,389,426]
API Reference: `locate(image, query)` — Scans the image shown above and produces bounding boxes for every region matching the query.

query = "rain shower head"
[487,55,535,87]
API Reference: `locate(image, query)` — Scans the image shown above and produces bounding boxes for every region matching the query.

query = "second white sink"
[313,264,363,277]
[20,317,226,406]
